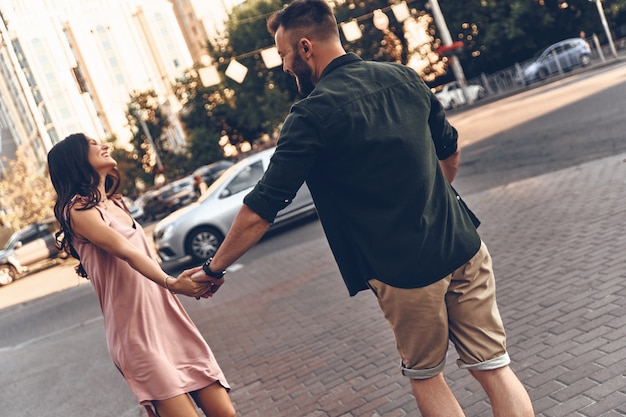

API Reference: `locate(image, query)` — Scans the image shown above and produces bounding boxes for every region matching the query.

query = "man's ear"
[300,39,310,54]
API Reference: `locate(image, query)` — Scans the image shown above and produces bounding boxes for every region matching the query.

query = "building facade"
[0,0,194,177]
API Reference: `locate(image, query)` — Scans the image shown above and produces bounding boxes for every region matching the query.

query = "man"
[194,1,534,416]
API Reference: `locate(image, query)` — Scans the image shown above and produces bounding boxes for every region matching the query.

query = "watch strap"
[202,257,225,278]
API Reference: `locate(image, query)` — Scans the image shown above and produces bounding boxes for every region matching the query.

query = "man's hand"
[168,266,213,298]
[191,268,226,299]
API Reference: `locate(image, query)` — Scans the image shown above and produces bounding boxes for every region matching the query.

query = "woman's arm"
[70,206,204,297]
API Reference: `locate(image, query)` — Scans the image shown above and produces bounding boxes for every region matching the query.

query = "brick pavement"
[185,152,626,417]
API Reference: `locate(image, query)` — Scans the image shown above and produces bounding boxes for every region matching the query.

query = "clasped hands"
[166,266,225,299]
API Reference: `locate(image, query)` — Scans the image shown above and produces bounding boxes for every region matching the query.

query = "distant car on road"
[159,176,196,214]
[434,81,486,109]
[0,218,66,286]
[153,147,317,264]
[192,160,233,187]
[522,38,592,84]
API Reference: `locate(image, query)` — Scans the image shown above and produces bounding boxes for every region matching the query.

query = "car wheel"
[0,264,17,286]
[185,227,224,263]
[580,54,591,66]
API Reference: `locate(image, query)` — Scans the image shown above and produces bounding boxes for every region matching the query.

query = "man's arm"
[439,148,460,183]
[193,204,271,294]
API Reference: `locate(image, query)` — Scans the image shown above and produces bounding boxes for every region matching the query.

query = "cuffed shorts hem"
[458,352,511,371]
[402,358,446,380]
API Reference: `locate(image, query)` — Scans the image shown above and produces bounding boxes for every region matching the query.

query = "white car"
[434,81,486,109]
[153,147,317,264]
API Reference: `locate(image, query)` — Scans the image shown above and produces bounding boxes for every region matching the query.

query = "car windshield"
[197,153,270,203]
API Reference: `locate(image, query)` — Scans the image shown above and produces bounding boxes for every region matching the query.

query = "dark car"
[159,176,197,213]
[141,188,167,221]
[0,218,66,286]
[192,160,233,187]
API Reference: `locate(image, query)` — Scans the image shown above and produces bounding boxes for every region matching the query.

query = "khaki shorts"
[368,241,510,379]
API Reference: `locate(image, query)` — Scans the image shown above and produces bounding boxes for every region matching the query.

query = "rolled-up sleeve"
[428,93,459,160]
[243,105,324,223]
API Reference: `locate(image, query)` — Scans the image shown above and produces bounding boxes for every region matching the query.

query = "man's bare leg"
[470,366,534,417]
[410,373,465,417]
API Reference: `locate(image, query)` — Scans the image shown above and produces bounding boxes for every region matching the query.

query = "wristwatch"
[202,257,226,279]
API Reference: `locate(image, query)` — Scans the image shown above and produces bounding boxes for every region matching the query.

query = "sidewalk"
[184,151,626,417]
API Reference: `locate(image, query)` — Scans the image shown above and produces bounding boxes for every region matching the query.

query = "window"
[223,161,265,197]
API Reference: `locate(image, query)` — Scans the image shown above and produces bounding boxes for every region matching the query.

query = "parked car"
[0,218,66,286]
[521,38,592,84]
[159,176,196,213]
[153,147,317,264]
[192,160,234,187]
[141,189,166,221]
[434,81,486,109]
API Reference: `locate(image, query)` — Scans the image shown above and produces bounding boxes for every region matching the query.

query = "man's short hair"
[267,0,339,42]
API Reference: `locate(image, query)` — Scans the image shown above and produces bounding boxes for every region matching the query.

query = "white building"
[0,0,194,174]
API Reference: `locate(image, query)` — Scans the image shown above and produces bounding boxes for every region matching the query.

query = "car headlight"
[154,223,175,242]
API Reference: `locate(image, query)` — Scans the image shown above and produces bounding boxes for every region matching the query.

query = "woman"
[47,133,235,417]
[193,174,208,199]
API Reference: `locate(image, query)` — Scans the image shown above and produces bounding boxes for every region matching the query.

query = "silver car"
[522,38,592,83]
[153,147,317,264]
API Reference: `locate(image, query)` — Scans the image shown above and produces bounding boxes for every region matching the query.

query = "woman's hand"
[167,266,212,298]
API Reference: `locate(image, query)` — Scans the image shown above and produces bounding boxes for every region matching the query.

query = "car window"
[37,222,56,237]
[4,227,37,249]
[223,160,265,197]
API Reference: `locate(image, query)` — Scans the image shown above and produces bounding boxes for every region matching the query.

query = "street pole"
[428,0,472,104]
[592,0,618,58]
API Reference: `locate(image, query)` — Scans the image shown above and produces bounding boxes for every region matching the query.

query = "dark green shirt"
[244,53,480,296]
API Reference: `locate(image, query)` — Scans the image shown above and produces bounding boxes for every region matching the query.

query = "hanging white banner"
[340,20,362,42]
[198,66,221,87]
[261,46,282,69]
[392,2,411,22]
[225,59,248,83]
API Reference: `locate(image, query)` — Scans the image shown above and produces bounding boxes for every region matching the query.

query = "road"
[1,60,625,417]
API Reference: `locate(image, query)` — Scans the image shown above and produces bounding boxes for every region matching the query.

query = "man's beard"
[292,53,315,97]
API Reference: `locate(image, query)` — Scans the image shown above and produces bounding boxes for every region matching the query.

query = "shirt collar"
[320,53,362,79]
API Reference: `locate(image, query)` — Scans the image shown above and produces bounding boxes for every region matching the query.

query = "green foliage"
[0,147,55,231]
[185,0,298,152]
[125,90,173,177]
[111,147,153,199]
[122,90,198,196]
[187,127,224,164]
[332,0,409,63]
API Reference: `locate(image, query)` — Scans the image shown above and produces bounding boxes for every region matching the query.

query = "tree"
[123,90,194,194]
[0,147,55,231]
[171,0,296,160]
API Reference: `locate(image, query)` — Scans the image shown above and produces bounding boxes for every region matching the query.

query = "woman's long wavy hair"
[47,133,121,278]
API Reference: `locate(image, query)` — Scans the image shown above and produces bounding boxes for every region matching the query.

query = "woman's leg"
[191,382,236,417]
[153,393,200,417]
